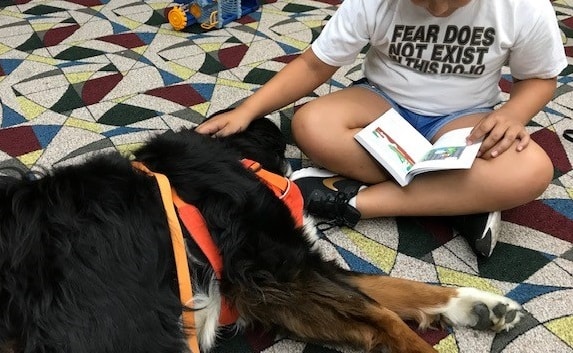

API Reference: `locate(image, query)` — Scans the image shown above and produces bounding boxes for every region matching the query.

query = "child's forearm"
[238,49,339,120]
[497,77,557,125]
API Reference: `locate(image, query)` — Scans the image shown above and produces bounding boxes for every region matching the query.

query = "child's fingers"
[515,131,530,152]
[195,120,221,135]
[196,114,235,136]
[212,122,248,138]
[485,127,528,158]
[212,126,237,138]
[467,119,492,145]
[477,125,503,155]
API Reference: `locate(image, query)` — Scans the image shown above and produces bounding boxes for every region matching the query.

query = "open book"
[354,108,482,187]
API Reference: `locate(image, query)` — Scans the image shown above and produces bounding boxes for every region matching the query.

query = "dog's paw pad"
[471,303,493,330]
[505,308,518,324]
[492,303,507,317]
[441,287,523,332]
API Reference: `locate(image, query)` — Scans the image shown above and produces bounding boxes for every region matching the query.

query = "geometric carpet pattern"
[0,0,572,352]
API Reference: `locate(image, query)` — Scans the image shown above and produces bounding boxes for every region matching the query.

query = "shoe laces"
[316,219,341,231]
[309,192,353,229]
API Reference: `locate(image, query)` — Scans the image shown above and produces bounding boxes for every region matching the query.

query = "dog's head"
[202,109,289,176]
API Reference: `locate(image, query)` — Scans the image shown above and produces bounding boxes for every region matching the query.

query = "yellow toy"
[168,0,261,30]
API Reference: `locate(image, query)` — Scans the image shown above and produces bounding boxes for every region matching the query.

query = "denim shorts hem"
[352,79,493,140]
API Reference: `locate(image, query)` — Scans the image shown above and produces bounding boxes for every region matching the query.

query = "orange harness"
[240,159,304,228]
[131,159,304,353]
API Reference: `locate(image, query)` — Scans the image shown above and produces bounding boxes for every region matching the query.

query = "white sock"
[348,186,367,208]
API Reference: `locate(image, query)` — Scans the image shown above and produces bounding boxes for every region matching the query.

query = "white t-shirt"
[312,0,568,116]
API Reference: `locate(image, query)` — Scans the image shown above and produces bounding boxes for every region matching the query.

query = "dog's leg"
[349,274,523,332]
[231,274,437,353]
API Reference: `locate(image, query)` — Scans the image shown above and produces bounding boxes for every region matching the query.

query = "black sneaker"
[448,211,501,257]
[291,167,363,228]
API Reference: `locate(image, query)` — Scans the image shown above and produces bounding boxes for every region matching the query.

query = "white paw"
[438,287,523,332]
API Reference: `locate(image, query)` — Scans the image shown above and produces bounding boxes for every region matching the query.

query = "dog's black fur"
[0,117,368,353]
[0,116,522,353]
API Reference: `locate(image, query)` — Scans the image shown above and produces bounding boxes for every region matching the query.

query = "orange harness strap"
[131,162,200,353]
[133,161,239,327]
[132,159,303,334]
[170,195,239,326]
[241,159,304,227]
[172,198,223,277]
[241,159,289,192]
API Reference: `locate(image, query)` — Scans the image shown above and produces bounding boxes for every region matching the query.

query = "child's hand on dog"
[196,108,254,137]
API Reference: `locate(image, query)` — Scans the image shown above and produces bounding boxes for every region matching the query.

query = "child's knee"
[488,145,552,209]
[516,146,553,200]
[529,147,553,195]
[291,105,321,145]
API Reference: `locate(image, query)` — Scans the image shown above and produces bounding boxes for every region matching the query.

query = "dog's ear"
[229,118,287,174]
[205,108,288,175]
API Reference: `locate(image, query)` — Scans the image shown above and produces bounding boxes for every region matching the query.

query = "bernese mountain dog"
[0,116,522,353]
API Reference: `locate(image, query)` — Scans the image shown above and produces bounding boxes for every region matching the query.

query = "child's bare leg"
[291,87,553,217]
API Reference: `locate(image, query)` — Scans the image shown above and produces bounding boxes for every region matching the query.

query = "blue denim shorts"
[353,79,493,140]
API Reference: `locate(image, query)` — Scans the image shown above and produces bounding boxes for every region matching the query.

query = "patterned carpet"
[0,0,572,352]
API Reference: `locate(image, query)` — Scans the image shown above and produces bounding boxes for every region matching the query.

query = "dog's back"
[133,125,320,344]
[0,119,315,353]
[0,153,190,352]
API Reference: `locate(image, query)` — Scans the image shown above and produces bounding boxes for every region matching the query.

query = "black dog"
[0,118,522,353]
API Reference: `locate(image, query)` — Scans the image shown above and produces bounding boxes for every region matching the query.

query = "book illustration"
[354,108,482,187]
[372,127,416,172]
[422,146,465,161]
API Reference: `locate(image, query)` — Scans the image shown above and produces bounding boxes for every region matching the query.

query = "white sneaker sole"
[290,167,337,180]
[474,211,501,257]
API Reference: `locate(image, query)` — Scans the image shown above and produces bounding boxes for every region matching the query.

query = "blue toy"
[168,0,261,30]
